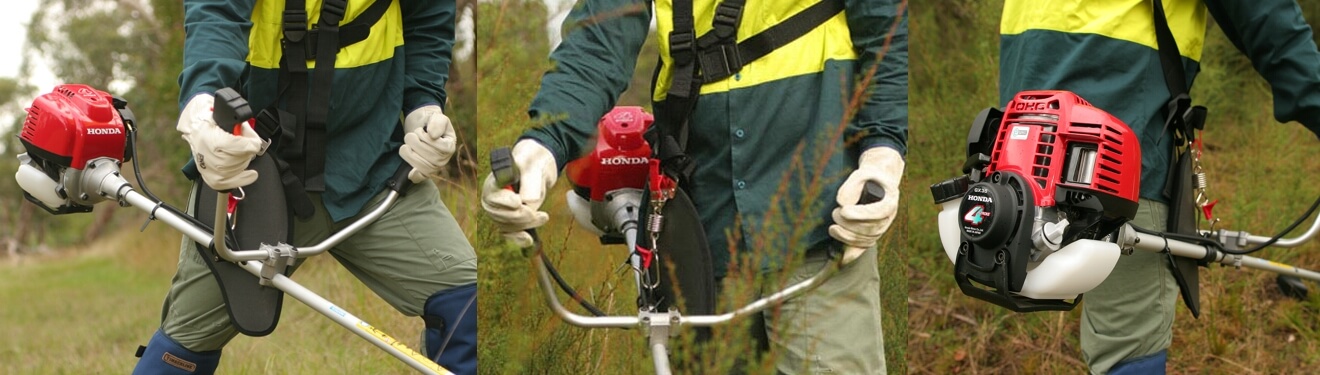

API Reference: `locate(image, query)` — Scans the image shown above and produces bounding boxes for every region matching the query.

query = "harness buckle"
[1163,94,1193,146]
[669,30,696,65]
[303,30,322,59]
[320,0,347,25]
[282,10,308,42]
[712,2,743,40]
[698,44,742,82]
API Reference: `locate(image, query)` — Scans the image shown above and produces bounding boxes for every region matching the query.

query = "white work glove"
[481,140,558,248]
[177,93,264,191]
[830,147,905,264]
[400,105,458,183]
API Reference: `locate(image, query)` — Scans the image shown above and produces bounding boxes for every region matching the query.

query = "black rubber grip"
[387,162,414,195]
[490,146,517,188]
[859,181,885,205]
[212,88,253,131]
[489,145,537,248]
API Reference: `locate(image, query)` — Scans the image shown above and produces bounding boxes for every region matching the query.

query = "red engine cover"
[986,91,1141,208]
[19,84,126,170]
[565,106,654,201]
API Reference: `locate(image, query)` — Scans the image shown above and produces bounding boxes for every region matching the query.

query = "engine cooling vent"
[1090,124,1130,195]
[999,113,1059,190]
[20,106,41,139]
[55,86,76,98]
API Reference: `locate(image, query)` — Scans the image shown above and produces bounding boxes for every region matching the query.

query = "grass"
[908,0,1320,372]
[0,222,431,373]
[0,170,478,374]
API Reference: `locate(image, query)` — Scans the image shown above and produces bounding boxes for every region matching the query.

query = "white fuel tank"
[15,153,67,209]
[937,196,1121,300]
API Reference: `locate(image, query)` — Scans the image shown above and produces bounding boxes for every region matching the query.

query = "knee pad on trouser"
[1107,349,1167,375]
[423,283,477,375]
[132,330,221,375]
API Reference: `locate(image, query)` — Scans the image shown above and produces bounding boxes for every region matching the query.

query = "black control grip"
[204,88,255,193]
[212,88,253,131]
[858,181,886,205]
[491,146,518,189]
[490,146,538,249]
[386,162,414,195]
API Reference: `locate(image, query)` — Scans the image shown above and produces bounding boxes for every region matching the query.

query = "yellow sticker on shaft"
[1266,260,1295,270]
[357,321,451,374]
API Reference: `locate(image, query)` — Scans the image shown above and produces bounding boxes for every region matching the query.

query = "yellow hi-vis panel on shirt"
[248,0,405,69]
[1001,0,1208,61]
[653,0,858,101]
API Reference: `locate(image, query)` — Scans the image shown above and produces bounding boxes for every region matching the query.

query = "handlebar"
[1118,222,1320,283]
[488,144,841,328]
[206,87,416,261]
[1209,215,1320,249]
[489,142,900,374]
[526,229,837,329]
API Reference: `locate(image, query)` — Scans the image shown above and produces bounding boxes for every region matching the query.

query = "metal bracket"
[1212,229,1253,252]
[642,308,682,375]
[642,308,682,341]
[259,243,297,287]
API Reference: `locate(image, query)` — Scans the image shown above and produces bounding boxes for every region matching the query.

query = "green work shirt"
[1000,0,1320,204]
[179,0,453,221]
[522,0,908,278]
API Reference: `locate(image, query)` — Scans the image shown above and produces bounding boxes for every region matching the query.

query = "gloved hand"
[830,147,905,264]
[481,140,558,248]
[177,93,264,191]
[400,105,458,183]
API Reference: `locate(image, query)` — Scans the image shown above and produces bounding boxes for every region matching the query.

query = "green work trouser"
[159,180,478,351]
[745,244,886,374]
[1081,199,1177,374]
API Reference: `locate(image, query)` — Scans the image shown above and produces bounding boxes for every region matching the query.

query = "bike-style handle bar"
[207,88,415,261]
[489,145,862,375]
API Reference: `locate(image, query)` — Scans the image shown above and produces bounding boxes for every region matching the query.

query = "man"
[131,1,477,374]
[483,0,907,373]
[999,0,1320,373]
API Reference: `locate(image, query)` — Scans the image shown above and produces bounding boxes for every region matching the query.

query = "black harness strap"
[655,0,700,180]
[304,0,349,192]
[666,0,699,105]
[696,0,844,83]
[655,0,845,180]
[275,0,388,216]
[693,0,744,82]
[1152,0,1207,319]
[255,108,316,218]
[279,0,387,193]
[303,0,392,59]
[1153,0,1205,146]
[280,0,311,187]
